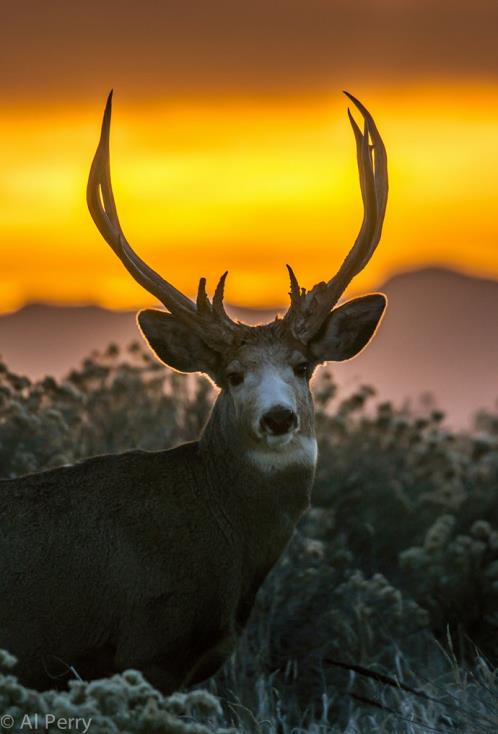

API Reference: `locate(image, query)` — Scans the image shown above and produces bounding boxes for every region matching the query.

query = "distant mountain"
[337,267,498,427]
[0,302,279,380]
[0,303,137,381]
[0,267,496,427]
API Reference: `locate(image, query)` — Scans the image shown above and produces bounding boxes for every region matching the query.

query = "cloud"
[3,0,498,101]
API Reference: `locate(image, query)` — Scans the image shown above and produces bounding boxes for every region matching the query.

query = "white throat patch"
[247,435,318,473]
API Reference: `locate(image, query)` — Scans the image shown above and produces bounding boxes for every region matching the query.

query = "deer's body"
[0,347,315,692]
[1,92,388,692]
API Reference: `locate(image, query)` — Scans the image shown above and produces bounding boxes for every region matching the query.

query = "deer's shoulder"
[0,442,201,512]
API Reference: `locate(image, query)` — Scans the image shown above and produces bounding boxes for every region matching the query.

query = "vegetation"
[0,343,497,733]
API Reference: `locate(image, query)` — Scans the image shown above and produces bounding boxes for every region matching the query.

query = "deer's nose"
[260,406,298,436]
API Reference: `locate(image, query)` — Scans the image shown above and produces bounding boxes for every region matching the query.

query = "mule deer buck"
[0,92,387,692]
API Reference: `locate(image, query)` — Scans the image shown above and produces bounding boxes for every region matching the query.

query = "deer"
[0,92,387,693]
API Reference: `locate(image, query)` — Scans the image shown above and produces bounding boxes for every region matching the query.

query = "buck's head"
[87,92,388,463]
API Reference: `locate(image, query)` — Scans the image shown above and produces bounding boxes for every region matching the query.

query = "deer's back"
[0,443,240,687]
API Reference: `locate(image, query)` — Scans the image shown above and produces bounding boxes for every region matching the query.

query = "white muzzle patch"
[252,368,299,441]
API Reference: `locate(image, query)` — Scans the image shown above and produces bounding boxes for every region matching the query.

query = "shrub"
[0,345,497,732]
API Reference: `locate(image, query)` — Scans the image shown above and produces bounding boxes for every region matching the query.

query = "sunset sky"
[2,0,498,311]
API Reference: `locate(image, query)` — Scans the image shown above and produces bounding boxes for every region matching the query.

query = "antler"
[88,91,387,349]
[284,92,388,342]
[87,91,237,348]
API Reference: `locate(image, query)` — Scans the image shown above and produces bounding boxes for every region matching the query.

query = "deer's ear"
[309,294,386,363]
[137,309,220,376]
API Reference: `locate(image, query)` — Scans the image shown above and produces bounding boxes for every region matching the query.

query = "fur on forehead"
[224,321,306,364]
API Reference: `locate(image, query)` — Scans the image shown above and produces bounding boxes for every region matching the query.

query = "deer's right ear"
[308,293,386,363]
[137,309,220,376]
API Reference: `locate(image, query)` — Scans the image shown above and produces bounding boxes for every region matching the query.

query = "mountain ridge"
[1,267,497,427]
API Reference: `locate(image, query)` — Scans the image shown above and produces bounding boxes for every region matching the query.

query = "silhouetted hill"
[0,303,137,381]
[0,302,278,381]
[0,268,496,427]
[338,267,498,426]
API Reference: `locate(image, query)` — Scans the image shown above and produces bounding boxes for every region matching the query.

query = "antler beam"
[284,92,388,341]
[88,91,387,350]
[87,91,236,347]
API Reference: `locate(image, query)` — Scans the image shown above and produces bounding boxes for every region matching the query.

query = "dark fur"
[0,404,313,692]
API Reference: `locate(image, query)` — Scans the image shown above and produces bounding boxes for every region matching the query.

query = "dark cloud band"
[3,0,498,100]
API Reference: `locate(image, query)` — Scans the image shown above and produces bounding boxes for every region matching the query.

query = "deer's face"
[217,334,318,469]
[137,294,386,467]
[222,337,314,450]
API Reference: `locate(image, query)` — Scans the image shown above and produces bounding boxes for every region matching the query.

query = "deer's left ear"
[137,309,221,377]
[309,293,387,363]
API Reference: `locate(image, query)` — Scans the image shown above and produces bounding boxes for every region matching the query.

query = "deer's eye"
[293,362,310,379]
[227,371,244,387]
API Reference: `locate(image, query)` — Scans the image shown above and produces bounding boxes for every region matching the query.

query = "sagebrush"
[0,344,497,733]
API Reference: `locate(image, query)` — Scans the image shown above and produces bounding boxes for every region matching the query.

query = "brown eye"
[294,362,309,379]
[227,372,244,387]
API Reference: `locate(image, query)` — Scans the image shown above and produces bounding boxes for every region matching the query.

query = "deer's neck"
[198,394,316,570]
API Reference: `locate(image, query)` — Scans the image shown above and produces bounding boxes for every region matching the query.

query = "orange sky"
[2,2,498,311]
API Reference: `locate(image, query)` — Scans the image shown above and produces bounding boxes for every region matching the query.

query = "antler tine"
[286,264,302,307]
[87,91,197,318]
[212,271,234,325]
[328,92,388,287]
[284,93,388,341]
